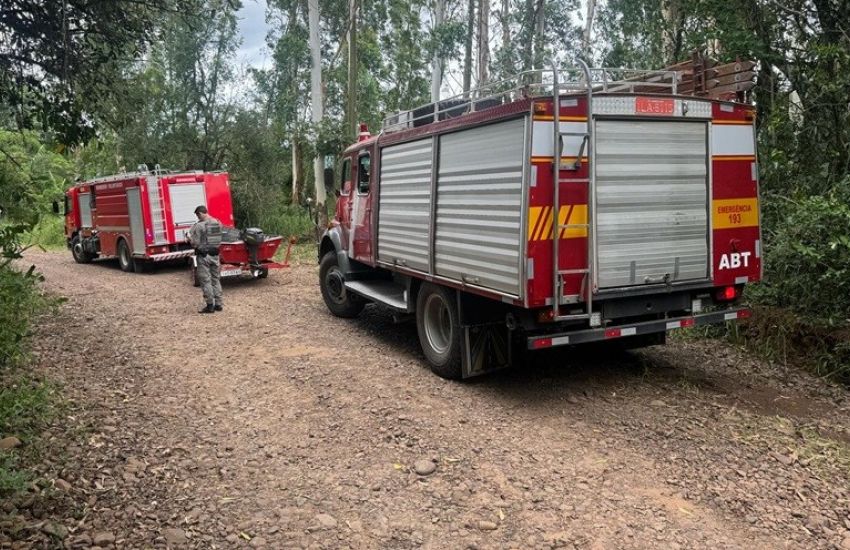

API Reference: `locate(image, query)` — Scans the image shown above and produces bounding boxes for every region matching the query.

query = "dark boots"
[199,303,215,314]
[214,303,223,311]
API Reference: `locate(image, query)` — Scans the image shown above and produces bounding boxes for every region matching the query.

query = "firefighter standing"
[188,205,223,314]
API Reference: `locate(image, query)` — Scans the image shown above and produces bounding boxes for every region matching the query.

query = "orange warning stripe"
[528,205,588,241]
[713,155,756,161]
[533,115,588,122]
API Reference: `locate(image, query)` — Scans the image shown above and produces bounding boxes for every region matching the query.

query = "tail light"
[715,285,740,302]
[537,309,555,323]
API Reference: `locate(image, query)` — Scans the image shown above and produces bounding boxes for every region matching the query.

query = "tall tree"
[0,0,191,143]
[462,0,475,93]
[431,0,447,101]
[477,0,490,85]
[583,0,597,60]
[346,0,359,139]
[307,0,327,223]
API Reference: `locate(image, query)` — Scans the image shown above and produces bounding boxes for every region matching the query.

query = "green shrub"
[0,225,51,369]
[753,190,850,326]
[0,378,57,495]
[25,215,66,249]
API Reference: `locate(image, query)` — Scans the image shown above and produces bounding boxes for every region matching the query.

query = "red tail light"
[716,285,739,301]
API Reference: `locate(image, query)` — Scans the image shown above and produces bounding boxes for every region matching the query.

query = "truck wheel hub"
[423,294,452,354]
[325,269,346,304]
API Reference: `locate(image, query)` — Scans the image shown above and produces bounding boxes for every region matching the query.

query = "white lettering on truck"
[719,252,751,270]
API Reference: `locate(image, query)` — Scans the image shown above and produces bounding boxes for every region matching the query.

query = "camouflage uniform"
[189,218,223,307]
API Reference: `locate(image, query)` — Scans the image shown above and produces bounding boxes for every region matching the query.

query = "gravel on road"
[4,250,850,549]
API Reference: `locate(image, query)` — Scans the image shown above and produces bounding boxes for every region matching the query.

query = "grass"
[0,376,58,495]
[24,216,65,250]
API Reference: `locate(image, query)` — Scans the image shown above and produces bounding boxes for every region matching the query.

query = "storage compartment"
[434,117,526,295]
[594,119,709,289]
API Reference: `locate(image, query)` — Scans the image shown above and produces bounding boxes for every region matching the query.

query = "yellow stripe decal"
[527,205,542,240]
[528,205,588,241]
[713,155,756,161]
[712,120,753,125]
[713,198,759,229]
[533,115,588,122]
[531,156,589,164]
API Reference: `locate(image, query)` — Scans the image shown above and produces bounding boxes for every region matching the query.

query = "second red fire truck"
[319,57,761,379]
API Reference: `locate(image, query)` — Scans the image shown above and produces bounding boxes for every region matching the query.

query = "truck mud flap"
[527,307,751,350]
[462,324,512,378]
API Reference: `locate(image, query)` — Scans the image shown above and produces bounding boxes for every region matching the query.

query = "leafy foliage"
[0,225,50,370]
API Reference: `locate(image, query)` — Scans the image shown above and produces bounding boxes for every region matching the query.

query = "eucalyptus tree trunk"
[582,0,596,61]
[307,0,327,225]
[477,0,490,86]
[500,0,512,75]
[431,0,445,102]
[463,0,474,94]
[291,136,302,205]
[346,0,359,140]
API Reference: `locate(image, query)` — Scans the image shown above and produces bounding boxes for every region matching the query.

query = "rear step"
[344,280,410,312]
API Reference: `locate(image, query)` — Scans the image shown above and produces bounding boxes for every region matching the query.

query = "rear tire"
[117,239,135,272]
[416,283,463,380]
[319,251,364,318]
[70,236,93,264]
[189,259,200,287]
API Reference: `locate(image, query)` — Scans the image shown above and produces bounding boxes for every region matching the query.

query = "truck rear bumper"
[527,307,751,350]
[148,250,194,262]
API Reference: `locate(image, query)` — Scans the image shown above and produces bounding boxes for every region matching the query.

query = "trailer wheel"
[70,236,93,264]
[319,251,364,318]
[117,239,135,273]
[189,259,200,287]
[416,283,462,380]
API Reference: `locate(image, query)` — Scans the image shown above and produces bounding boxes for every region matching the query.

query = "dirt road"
[11,251,850,549]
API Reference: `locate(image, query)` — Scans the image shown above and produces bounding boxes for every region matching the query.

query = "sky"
[236,0,272,71]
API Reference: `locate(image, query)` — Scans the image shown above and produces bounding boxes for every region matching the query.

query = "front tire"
[117,239,135,273]
[319,251,364,318]
[70,236,93,264]
[416,283,463,379]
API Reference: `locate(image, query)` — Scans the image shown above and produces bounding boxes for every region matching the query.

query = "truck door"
[334,157,353,249]
[349,150,374,264]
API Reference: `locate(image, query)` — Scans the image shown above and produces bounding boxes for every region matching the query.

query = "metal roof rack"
[75,164,202,187]
[382,65,680,132]
[382,51,755,133]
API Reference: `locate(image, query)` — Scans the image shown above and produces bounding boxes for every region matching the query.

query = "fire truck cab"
[319,59,760,379]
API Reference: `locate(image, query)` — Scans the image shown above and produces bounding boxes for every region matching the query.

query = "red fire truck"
[61,167,235,272]
[319,58,761,379]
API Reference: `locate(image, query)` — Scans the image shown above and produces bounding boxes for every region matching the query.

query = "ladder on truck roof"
[551,60,598,325]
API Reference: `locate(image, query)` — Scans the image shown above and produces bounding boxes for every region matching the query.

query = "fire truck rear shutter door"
[168,183,207,227]
[435,117,525,296]
[594,119,709,289]
[377,138,433,272]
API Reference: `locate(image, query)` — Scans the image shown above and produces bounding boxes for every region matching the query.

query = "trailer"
[318,57,761,379]
[61,167,234,272]
[189,232,293,285]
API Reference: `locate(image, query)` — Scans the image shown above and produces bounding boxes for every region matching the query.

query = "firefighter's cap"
[194,205,208,215]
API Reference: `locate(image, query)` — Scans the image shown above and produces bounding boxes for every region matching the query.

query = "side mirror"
[52,200,60,214]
